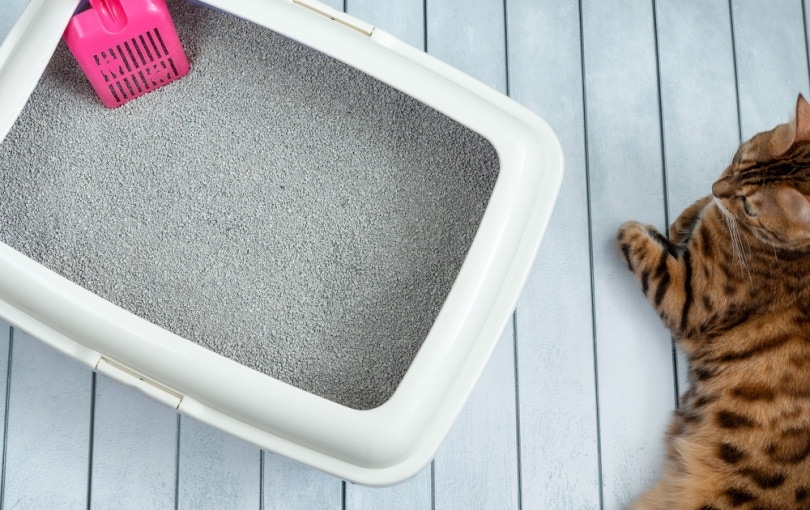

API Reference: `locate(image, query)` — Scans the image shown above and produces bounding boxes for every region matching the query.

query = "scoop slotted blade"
[63,0,190,108]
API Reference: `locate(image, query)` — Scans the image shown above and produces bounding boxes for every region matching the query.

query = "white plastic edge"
[0,0,81,145]
[0,0,564,486]
[96,357,183,409]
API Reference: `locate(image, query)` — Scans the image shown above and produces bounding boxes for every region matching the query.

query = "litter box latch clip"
[95,357,183,409]
[292,0,374,36]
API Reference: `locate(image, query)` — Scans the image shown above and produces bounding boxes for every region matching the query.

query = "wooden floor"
[1,0,809,508]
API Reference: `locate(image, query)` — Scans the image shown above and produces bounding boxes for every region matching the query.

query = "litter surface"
[0,1,499,409]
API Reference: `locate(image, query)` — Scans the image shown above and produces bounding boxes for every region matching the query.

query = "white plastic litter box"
[0,0,563,486]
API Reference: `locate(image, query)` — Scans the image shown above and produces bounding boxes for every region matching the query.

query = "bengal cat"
[618,95,810,510]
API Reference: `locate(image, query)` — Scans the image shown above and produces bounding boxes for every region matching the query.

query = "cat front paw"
[617,220,683,331]
[617,221,650,270]
[617,221,676,271]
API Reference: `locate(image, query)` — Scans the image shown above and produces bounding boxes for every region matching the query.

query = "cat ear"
[775,187,810,229]
[793,94,810,145]
[775,94,810,156]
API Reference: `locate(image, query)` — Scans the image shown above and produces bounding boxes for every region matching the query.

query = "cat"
[618,94,810,510]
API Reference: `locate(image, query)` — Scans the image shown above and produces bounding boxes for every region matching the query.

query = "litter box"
[0,0,563,485]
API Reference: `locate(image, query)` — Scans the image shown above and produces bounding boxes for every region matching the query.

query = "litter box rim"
[0,0,563,486]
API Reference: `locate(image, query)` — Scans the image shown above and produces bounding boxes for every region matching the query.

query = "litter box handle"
[86,0,128,33]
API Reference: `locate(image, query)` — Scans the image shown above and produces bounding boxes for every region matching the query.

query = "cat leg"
[616,221,693,334]
[668,195,712,244]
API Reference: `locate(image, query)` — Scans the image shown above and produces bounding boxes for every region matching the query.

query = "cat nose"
[712,177,735,198]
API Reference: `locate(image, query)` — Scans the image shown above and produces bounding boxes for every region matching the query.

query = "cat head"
[712,94,810,248]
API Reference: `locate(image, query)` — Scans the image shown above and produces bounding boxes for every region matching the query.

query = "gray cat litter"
[0,2,499,410]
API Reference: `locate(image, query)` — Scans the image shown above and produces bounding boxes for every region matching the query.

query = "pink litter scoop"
[63,0,190,108]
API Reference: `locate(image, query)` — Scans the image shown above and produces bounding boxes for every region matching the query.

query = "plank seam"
[802,0,810,90]
[578,0,605,507]
[86,372,97,510]
[650,0,681,409]
[504,0,519,504]
[728,0,743,143]
[431,460,436,510]
[259,450,265,510]
[174,415,181,510]
[423,0,428,52]
[511,313,523,509]
[502,0,511,96]
[0,325,13,508]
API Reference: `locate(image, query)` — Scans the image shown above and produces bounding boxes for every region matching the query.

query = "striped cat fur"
[619,95,810,510]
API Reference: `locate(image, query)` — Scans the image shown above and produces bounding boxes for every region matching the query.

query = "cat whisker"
[719,205,751,280]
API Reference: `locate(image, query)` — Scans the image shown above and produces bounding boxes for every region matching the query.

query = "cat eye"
[740,196,756,216]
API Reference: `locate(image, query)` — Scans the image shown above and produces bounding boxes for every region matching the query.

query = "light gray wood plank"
[656,0,741,392]
[506,0,601,507]
[657,0,740,214]
[263,452,342,510]
[346,0,424,49]
[2,330,91,509]
[581,0,676,507]
[89,375,178,510]
[177,416,261,510]
[345,465,432,510]
[433,325,519,510]
[733,0,810,139]
[0,0,29,46]
[426,0,506,92]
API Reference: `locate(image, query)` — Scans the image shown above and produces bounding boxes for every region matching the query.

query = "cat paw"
[617,222,642,270]
[617,221,666,270]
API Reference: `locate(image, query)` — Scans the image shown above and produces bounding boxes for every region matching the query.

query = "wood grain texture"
[345,466,432,510]
[581,0,676,506]
[2,330,91,509]
[425,0,507,92]
[177,416,261,510]
[732,0,810,139]
[657,0,740,214]
[89,375,178,510]
[507,0,601,507]
[263,452,342,510]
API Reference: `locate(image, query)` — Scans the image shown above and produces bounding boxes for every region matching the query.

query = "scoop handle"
[87,0,128,33]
